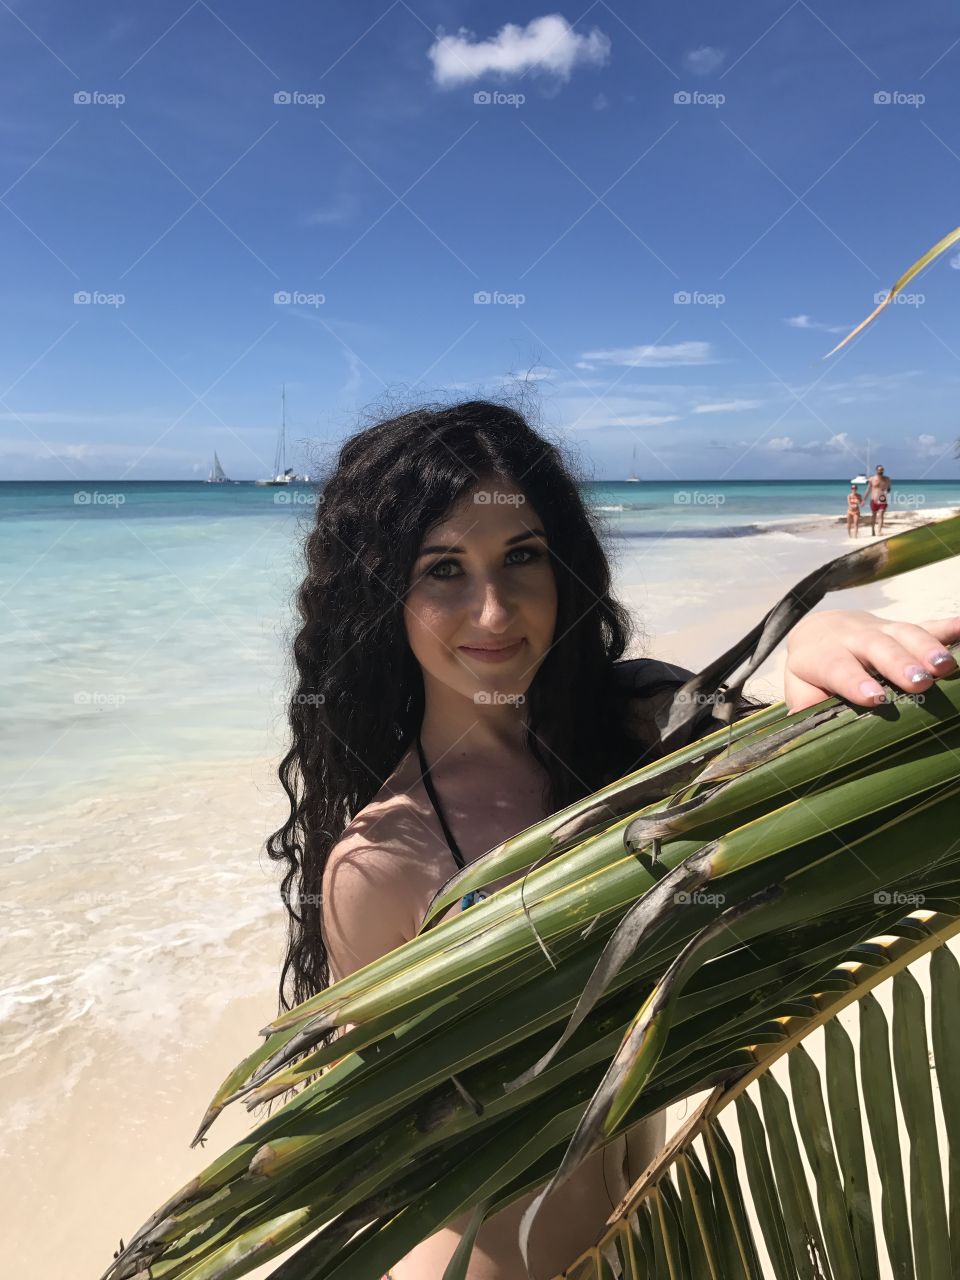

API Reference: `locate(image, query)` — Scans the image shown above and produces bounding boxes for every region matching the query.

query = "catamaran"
[206,451,234,484]
[255,386,310,485]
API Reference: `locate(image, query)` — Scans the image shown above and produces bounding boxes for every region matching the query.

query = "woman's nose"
[474,578,512,628]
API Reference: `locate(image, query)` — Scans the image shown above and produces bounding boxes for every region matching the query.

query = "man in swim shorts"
[866,463,892,536]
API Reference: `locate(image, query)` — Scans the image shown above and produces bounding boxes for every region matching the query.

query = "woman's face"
[404,477,558,701]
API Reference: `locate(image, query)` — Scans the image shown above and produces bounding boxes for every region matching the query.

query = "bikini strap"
[415,735,466,869]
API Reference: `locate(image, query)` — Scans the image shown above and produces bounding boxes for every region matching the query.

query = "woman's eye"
[426,558,461,579]
[424,547,544,580]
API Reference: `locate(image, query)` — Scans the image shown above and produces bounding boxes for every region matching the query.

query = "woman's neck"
[418,677,530,768]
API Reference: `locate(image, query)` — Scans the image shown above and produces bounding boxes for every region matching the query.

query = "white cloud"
[428,15,611,86]
[592,91,609,111]
[767,436,795,452]
[915,432,949,459]
[578,341,716,368]
[784,314,848,335]
[692,398,762,414]
[683,46,725,75]
[761,432,857,456]
[950,252,960,270]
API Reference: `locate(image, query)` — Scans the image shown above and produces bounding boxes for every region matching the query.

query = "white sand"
[6,510,959,1279]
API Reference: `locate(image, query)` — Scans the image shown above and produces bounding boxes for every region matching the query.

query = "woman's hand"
[784,608,960,714]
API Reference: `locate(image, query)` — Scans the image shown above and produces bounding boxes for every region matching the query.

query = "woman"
[846,480,864,538]
[267,399,959,1279]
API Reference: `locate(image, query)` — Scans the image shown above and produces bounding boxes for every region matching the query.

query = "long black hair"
[265,395,759,1018]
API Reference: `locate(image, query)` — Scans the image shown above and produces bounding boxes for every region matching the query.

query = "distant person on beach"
[846,481,864,538]
[867,464,892,536]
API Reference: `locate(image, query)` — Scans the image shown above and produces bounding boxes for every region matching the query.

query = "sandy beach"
[5,505,960,1279]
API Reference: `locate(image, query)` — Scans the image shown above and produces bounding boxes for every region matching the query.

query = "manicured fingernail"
[859,679,886,701]
[928,649,954,667]
[905,664,930,685]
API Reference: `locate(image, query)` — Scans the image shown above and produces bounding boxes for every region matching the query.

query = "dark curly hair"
[265,395,760,1024]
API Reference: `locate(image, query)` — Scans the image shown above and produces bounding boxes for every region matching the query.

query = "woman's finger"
[874,620,958,678]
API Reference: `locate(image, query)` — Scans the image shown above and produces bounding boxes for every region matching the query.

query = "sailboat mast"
[281,384,286,475]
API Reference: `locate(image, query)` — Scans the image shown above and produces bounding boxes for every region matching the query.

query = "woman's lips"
[457,638,525,664]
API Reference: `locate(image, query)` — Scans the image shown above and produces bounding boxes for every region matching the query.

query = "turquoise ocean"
[3,478,959,819]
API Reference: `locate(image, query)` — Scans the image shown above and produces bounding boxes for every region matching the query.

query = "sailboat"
[626,444,641,482]
[255,386,310,485]
[206,451,234,484]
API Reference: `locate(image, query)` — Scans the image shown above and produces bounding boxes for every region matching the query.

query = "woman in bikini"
[266,399,960,1279]
[846,480,864,538]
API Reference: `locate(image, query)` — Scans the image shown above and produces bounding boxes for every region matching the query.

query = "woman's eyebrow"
[416,527,546,558]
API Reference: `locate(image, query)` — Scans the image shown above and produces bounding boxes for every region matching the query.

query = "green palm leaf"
[101,513,960,1280]
[561,911,960,1280]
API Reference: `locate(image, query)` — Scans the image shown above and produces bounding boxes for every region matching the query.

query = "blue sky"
[2,1,960,481]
